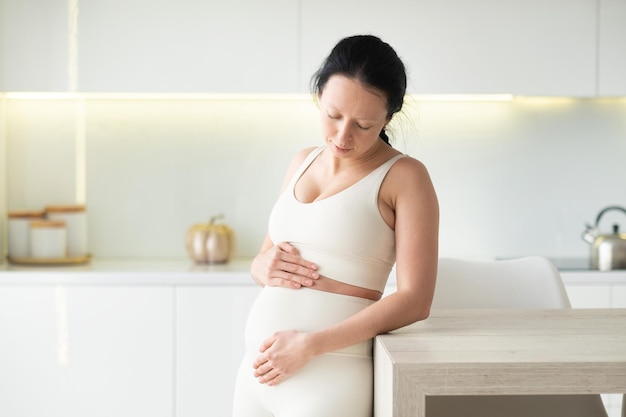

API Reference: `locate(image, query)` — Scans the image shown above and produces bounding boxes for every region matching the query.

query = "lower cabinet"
[613,285,626,308]
[0,286,174,417]
[176,286,261,417]
[565,282,626,309]
[561,271,626,308]
[0,283,261,417]
[0,286,60,416]
[564,283,613,308]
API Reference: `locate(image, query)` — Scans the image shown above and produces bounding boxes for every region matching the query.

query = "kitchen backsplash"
[1,95,625,260]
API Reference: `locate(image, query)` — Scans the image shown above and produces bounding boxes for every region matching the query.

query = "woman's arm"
[253,157,439,385]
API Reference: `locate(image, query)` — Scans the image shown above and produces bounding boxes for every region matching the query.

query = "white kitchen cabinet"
[564,283,612,308]
[0,0,69,91]
[0,286,174,417]
[0,287,62,416]
[0,0,614,96]
[611,284,626,308]
[300,0,597,96]
[78,0,299,93]
[598,0,626,95]
[176,285,261,417]
[63,286,174,417]
[561,271,626,308]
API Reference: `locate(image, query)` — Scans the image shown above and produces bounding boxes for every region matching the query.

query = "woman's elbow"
[394,287,434,324]
[412,303,432,323]
[402,297,432,325]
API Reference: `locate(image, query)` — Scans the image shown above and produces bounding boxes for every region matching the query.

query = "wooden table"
[374,309,626,417]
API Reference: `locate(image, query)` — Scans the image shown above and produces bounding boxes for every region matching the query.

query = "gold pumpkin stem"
[209,214,224,225]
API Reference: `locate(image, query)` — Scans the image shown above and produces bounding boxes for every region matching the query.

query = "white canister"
[8,210,46,259]
[45,205,88,257]
[30,220,68,259]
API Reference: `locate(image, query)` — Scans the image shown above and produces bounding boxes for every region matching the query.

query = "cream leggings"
[232,287,375,417]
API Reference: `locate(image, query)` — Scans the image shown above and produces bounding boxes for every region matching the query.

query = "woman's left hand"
[252,330,317,386]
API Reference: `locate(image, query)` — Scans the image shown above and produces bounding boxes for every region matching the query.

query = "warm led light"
[413,94,514,102]
[1,92,515,102]
[512,96,580,104]
[2,92,624,103]
[0,92,316,101]
[0,92,81,100]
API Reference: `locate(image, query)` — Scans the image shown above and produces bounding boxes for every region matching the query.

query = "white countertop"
[0,258,255,286]
[1,258,625,286]
[558,269,626,284]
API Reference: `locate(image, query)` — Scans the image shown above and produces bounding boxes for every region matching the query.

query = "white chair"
[427,256,610,417]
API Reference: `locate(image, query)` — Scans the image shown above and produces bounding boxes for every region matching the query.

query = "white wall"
[411,98,626,259]
[2,96,626,260]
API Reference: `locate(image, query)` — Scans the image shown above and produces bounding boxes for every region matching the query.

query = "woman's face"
[318,75,389,158]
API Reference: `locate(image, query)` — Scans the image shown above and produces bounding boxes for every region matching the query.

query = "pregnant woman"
[232,34,439,417]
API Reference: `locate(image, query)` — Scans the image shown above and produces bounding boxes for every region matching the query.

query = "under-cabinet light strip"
[0,92,515,101]
[5,92,625,102]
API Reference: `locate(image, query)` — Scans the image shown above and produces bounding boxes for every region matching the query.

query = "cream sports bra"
[268,146,405,293]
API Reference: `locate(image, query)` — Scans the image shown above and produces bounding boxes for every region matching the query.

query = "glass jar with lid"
[30,220,67,259]
[45,205,88,257]
[7,210,46,259]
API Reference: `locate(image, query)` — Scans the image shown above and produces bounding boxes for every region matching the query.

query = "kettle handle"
[594,205,626,228]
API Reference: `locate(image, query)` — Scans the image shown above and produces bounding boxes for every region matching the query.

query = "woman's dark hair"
[311,35,407,145]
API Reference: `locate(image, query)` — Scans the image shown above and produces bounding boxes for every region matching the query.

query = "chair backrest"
[431,256,571,309]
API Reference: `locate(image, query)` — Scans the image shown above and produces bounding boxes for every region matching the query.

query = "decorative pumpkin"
[186,214,236,264]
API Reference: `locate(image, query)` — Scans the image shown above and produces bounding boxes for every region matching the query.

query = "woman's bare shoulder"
[390,155,432,183]
[383,154,437,203]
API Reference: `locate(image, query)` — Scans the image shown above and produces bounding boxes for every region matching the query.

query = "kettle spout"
[582,223,597,244]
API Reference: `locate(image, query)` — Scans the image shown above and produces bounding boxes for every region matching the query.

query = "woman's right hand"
[251,241,319,289]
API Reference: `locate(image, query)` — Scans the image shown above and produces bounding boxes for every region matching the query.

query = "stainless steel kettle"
[582,206,626,271]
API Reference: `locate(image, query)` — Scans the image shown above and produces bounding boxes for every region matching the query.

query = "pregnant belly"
[244,286,375,358]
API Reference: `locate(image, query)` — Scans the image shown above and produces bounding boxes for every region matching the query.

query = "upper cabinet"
[0,0,69,91]
[78,0,299,93]
[1,0,625,96]
[300,0,597,96]
[598,0,626,96]
[0,0,299,93]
